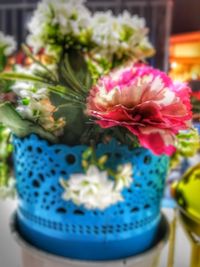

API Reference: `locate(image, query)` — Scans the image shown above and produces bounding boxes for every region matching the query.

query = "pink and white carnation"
[86,64,192,156]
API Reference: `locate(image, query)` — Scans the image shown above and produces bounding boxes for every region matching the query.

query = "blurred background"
[0,0,200,81]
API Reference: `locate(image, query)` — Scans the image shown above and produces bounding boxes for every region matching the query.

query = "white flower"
[17,98,59,131]
[27,0,91,54]
[11,64,65,133]
[12,81,47,100]
[0,31,16,56]
[91,11,120,57]
[90,10,154,61]
[0,178,16,200]
[12,65,50,123]
[61,165,124,210]
[117,11,146,31]
[12,64,52,100]
[115,163,133,191]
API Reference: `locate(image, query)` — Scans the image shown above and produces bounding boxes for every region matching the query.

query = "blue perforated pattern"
[13,134,169,241]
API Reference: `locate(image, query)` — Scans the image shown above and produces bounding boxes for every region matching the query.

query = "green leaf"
[68,50,92,90]
[0,72,84,104]
[60,108,88,144]
[59,53,82,92]
[0,50,7,72]
[22,44,58,82]
[0,72,45,84]
[0,79,14,93]
[0,102,57,143]
[82,147,93,160]
[49,50,93,145]
[51,92,87,144]
[58,50,92,93]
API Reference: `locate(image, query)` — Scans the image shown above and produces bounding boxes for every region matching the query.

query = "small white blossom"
[91,11,120,58]
[27,0,91,54]
[61,163,134,210]
[115,163,133,191]
[90,10,154,61]
[0,31,16,56]
[12,65,50,124]
[12,81,47,100]
[11,64,65,133]
[0,178,16,200]
[26,0,153,62]
[61,165,124,210]
[12,64,49,100]
[17,98,60,132]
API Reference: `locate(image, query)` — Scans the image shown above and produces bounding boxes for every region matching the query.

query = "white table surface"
[0,200,191,267]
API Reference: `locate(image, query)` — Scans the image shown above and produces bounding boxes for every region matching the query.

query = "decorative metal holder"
[13,134,169,260]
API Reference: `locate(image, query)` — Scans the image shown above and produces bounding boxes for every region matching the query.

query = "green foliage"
[58,49,92,94]
[0,78,14,93]
[170,128,200,170]
[0,47,7,72]
[0,125,12,187]
[0,48,15,93]
[0,49,15,194]
[0,47,140,148]
[79,123,140,149]
[176,128,199,158]
[51,50,93,145]
[22,45,58,82]
[0,72,46,84]
[0,102,57,143]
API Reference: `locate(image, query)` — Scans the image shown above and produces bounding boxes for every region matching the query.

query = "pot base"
[16,209,161,260]
[11,212,169,267]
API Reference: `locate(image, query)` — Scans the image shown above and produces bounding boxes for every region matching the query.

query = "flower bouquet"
[0,0,192,262]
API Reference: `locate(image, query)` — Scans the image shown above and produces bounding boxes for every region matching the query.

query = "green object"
[170,128,200,170]
[173,164,200,267]
[173,163,200,223]
[0,48,7,72]
[0,125,12,187]
[0,102,57,143]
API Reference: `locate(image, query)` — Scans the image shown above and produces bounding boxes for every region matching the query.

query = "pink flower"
[86,64,192,155]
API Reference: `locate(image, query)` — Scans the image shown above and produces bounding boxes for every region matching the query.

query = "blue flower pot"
[13,134,169,261]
